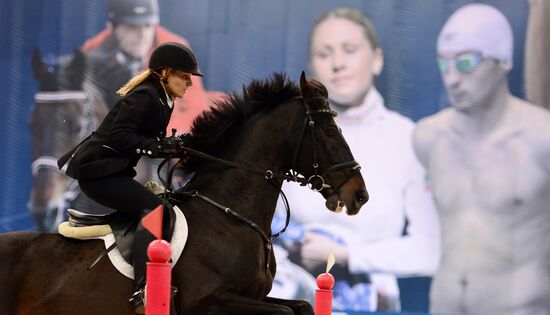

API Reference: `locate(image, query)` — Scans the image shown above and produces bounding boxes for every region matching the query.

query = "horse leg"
[199,293,294,315]
[263,296,313,315]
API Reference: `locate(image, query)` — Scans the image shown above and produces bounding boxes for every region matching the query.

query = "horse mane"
[186,73,300,157]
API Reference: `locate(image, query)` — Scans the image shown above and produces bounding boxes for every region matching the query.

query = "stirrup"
[129,288,145,314]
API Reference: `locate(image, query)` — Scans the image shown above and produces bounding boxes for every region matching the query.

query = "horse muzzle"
[324,172,368,215]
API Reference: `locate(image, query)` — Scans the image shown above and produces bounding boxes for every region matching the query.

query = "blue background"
[0,0,529,231]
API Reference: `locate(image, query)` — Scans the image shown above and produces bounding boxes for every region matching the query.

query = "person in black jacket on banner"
[57,42,203,314]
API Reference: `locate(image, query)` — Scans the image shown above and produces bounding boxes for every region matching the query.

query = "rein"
[173,145,309,184]
[158,95,360,275]
[164,97,359,192]
[290,98,360,192]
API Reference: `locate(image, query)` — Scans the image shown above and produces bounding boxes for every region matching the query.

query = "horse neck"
[192,105,301,232]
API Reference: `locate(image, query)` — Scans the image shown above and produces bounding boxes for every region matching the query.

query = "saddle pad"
[58,205,188,279]
[58,222,112,238]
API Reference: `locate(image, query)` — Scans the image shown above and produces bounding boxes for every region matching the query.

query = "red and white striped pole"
[145,239,172,315]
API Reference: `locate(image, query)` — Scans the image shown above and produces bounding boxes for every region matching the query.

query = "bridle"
[289,96,361,193]
[31,90,89,176]
[162,96,360,193]
[31,90,89,209]
[161,94,361,274]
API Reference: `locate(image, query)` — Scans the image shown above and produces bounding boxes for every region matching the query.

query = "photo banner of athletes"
[2,0,549,314]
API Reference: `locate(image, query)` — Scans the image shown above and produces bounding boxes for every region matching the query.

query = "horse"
[28,49,109,232]
[2,72,368,314]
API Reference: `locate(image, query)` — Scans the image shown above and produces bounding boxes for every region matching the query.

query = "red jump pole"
[314,272,335,315]
[145,239,172,315]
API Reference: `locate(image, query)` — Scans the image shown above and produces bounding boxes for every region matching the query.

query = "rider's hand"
[300,231,349,270]
[152,137,186,158]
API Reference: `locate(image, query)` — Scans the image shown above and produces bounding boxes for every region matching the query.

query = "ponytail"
[116,69,154,96]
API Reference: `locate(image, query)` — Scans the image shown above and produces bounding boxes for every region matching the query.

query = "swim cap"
[437,4,513,65]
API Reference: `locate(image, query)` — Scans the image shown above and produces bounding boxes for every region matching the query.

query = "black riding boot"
[129,211,156,314]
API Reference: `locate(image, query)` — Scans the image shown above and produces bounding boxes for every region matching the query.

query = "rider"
[57,42,203,313]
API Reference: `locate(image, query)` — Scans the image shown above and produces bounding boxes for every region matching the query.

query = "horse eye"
[324,126,338,136]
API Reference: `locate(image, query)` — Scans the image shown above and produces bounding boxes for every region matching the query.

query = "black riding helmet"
[148,42,204,77]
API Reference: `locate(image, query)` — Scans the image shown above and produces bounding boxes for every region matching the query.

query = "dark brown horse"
[1,73,368,314]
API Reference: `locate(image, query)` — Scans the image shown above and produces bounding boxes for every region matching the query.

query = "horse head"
[184,71,368,221]
[28,48,108,231]
[169,72,369,312]
[291,71,368,215]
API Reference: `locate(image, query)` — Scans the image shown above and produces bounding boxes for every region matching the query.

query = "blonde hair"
[116,69,156,96]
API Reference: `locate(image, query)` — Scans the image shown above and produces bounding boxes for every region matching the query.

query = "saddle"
[58,180,193,278]
[61,205,176,265]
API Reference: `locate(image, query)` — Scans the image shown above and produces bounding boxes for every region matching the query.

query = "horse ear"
[299,71,329,102]
[72,49,86,71]
[31,48,48,82]
[66,49,86,89]
[299,71,315,100]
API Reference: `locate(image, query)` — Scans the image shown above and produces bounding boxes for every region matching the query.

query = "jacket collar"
[145,77,173,136]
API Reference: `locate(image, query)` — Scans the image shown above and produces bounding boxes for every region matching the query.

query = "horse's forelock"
[308,79,329,99]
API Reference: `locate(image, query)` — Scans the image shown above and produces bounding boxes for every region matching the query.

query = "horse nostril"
[355,190,369,205]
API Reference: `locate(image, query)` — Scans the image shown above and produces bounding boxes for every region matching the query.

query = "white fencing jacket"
[274,88,441,301]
